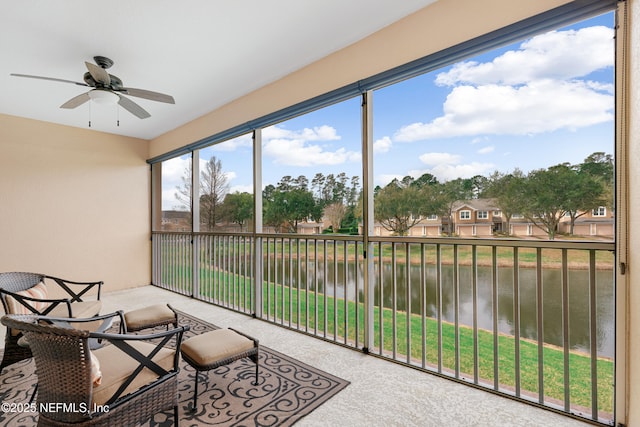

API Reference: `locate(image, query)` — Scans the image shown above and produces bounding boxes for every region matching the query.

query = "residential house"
[448,199,502,237]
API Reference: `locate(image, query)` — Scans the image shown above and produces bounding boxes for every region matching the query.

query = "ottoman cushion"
[124,304,176,331]
[181,329,255,368]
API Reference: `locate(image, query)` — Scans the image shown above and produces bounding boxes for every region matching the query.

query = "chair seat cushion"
[181,329,255,369]
[124,304,176,331]
[92,340,175,406]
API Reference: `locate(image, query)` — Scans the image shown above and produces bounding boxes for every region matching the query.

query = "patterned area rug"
[0,310,349,426]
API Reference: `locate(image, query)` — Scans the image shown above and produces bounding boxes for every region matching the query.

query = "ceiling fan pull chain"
[117,104,120,127]
[88,102,92,128]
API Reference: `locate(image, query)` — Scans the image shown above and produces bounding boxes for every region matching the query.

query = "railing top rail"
[152,231,614,251]
[369,235,615,251]
[256,233,362,242]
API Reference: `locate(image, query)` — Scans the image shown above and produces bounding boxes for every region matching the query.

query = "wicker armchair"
[1,312,189,426]
[0,272,103,372]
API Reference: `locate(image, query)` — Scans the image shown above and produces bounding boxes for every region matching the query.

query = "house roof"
[452,199,499,212]
[0,1,437,140]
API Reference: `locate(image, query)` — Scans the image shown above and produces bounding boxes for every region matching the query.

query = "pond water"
[268,260,615,358]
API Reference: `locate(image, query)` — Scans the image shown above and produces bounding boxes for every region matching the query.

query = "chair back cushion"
[92,341,175,405]
[5,282,50,314]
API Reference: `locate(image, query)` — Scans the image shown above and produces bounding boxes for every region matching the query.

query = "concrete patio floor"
[99,285,594,427]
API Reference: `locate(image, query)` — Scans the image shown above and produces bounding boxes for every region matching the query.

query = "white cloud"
[418,152,461,165]
[263,124,340,142]
[435,26,613,86]
[374,136,392,153]
[477,145,495,154]
[393,25,614,143]
[409,163,495,182]
[394,79,612,141]
[209,134,253,151]
[229,184,253,194]
[262,124,360,167]
[414,151,494,182]
[471,136,489,144]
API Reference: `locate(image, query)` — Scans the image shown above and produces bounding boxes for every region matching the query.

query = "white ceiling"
[0,0,437,140]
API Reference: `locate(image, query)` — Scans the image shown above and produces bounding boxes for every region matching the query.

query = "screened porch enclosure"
[149,1,621,424]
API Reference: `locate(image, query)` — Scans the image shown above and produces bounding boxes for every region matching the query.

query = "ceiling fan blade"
[117,94,151,119]
[120,87,175,104]
[11,73,88,86]
[85,61,111,85]
[60,92,91,109]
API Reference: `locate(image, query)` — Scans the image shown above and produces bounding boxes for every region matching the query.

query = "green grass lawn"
[183,267,613,415]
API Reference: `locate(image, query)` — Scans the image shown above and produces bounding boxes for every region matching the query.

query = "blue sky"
[162,12,614,209]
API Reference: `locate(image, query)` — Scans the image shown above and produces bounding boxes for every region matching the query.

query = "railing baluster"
[514,247,521,397]
[355,241,360,349]
[289,238,293,328]
[421,243,426,369]
[314,240,319,336]
[454,244,459,378]
[589,249,598,420]
[392,242,397,360]
[297,239,302,330]
[333,239,338,341]
[472,245,478,384]
[267,237,272,321]
[537,247,544,404]
[323,239,328,338]
[344,240,349,346]
[437,243,443,374]
[562,248,570,412]
[378,241,384,356]
[406,242,411,365]
[492,246,499,390]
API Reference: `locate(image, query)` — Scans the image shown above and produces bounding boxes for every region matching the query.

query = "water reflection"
[264,259,614,358]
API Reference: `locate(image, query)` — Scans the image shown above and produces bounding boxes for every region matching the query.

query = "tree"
[222,192,253,231]
[580,152,614,211]
[311,173,326,200]
[174,158,192,213]
[563,164,608,235]
[374,178,445,236]
[485,169,527,234]
[200,156,229,230]
[411,173,438,188]
[263,185,320,233]
[323,202,347,232]
[520,165,575,240]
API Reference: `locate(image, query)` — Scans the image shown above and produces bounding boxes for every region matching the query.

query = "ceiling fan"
[11,56,174,119]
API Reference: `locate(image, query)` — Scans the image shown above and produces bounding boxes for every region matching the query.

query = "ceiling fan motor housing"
[93,56,114,69]
[83,72,123,89]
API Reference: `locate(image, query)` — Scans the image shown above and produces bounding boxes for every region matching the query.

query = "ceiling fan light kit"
[88,89,119,104]
[10,56,174,124]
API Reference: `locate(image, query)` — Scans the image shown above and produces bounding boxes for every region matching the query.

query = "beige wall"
[149,0,572,157]
[0,114,150,293]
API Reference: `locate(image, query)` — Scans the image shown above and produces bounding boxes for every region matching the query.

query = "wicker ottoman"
[123,304,178,332]
[180,328,259,408]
